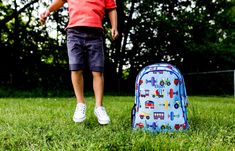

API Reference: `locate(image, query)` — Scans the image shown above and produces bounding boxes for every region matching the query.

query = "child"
[40,0,118,124]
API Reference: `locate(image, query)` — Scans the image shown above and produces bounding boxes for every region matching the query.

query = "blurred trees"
[106,0,235,92]
[0,0,69,90]
[0,0,234,94]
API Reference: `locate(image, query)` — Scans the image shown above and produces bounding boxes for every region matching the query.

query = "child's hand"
[39,9,50,25]
[111,28,119,40]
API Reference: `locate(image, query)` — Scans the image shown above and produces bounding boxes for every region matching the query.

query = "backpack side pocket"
[131,104,136,128]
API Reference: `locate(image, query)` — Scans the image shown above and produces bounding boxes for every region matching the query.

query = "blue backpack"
[131,63,189,132]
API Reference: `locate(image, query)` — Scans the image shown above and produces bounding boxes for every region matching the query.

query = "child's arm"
[108,9,119,40]
[40,0,66,25]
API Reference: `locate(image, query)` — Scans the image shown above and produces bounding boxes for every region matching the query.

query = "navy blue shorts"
[66,27,104,72]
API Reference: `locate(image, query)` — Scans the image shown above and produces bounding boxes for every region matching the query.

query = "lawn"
[0,96,234,150]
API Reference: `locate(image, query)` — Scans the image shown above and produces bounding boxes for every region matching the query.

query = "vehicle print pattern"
[132,63,189,132]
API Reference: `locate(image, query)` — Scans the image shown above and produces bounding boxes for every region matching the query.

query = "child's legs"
[67,28,87,104]
[84,29,104,107]
[71,70,85,104]
[67,27,105,106]
[92,71,104,107]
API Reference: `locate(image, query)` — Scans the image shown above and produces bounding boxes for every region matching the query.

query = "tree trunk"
[116,0,136,92]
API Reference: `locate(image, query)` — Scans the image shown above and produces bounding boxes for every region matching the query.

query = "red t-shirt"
[66,0,116,29]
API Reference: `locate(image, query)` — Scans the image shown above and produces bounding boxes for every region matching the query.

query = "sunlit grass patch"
[0,96,234,150]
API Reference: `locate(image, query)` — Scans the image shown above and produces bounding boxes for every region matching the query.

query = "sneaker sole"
[73,116,86,123]
[98,119,110,125]
[94,112,110,125]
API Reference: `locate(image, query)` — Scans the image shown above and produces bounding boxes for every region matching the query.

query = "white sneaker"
[94,106,110,125]
[73,103,86,122]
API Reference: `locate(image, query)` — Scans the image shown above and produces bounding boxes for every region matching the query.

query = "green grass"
[0,96,234,150]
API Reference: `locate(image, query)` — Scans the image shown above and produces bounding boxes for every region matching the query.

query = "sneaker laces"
[95,107,108,117]
[75,103,86,114]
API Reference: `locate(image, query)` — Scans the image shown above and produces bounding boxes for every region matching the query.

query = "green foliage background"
[0,0,234,95]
